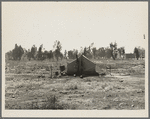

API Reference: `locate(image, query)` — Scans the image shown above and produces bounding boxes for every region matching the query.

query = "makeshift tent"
[67,55,99,76]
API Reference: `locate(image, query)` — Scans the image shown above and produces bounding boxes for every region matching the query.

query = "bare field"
[5,59,145,110]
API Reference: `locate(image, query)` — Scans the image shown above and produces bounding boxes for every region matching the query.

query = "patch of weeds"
[26,83,35,90]
[23,78,29,80]
[5,102,24,109]
[41,95,77,109]
[129,69,136,73]
[84,78,92,82]
[15,83,34,90]
[6,95,76,110]
[104,85,113,91]
[42,96,65,109]
[113,84,124,90]
[102,105,111,110]
[26,71,31,73]
[6,77,14,81]
[25,95,65,109]
[128,68,144,75]
[16,71,21,74]
[65,83,78,90]
[101,83,108,89]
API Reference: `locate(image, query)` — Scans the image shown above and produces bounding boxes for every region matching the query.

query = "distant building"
[124,53,135,59]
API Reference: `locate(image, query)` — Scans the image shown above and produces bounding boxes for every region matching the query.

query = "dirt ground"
[5,59,145,110]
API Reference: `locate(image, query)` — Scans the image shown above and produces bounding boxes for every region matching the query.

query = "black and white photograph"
[2,1,148,117]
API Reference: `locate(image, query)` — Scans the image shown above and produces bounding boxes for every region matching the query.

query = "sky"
[2,2,148,54]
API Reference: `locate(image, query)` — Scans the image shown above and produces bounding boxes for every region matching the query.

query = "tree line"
[5,41,145,61]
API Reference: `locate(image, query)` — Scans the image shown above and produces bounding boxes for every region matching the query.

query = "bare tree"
[92,47,97,59]
[134,47,139,60]
[110,42,117,60]
[53,40,62,61]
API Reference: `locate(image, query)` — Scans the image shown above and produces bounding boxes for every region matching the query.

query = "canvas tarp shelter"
[67,55,99,76]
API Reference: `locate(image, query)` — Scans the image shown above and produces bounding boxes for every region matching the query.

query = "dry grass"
[64,83,78,90]
[6,95,76,110]
[5,59,145,110]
